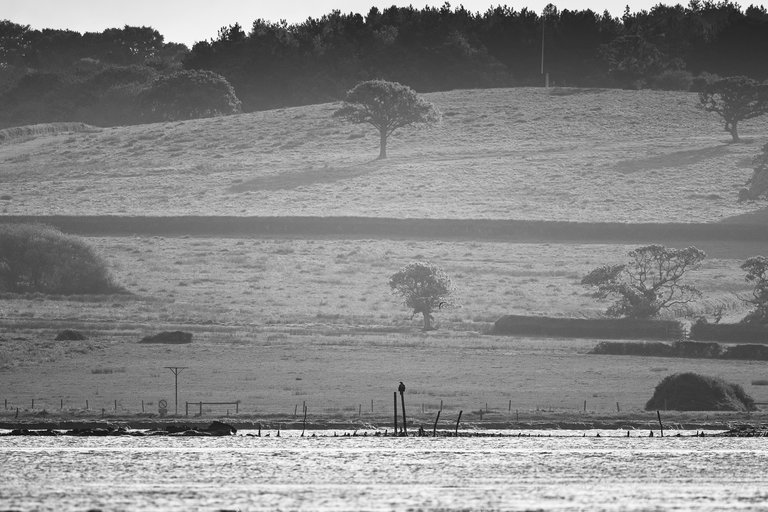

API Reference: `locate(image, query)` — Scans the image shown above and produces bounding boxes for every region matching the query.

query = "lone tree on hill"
[334,80,440,159]
[389,261,454,331]
[740,256,768,324]
[581,245,706,319]
[699,76,768,142]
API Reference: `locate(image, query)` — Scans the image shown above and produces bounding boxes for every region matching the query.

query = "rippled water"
[2,430,768,511]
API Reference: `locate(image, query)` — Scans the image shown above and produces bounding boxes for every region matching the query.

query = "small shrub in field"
[0,223,123,294]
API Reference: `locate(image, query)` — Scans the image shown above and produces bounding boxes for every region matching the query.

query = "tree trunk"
[422,311,433,331]
[378,129,387,159]
[728,120,740,142]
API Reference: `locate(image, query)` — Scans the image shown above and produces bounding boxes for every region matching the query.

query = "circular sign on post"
[159,399,168,409]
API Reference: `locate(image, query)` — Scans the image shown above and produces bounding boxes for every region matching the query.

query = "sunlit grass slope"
[1,87,766,222]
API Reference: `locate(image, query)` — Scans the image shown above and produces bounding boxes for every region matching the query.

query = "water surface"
[2,430,767,511]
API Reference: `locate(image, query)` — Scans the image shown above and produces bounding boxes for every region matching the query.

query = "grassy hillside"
[1,87,766,223]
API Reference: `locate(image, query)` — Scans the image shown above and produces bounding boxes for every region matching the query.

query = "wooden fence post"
[432,410,441,437]
[393,392,398,436]
[400,390,407,436]
[454,410,463,436]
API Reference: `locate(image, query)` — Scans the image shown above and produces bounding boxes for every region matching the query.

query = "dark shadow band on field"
[2,215,768,245]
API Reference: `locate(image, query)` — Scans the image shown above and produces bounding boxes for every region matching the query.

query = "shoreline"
[1,411,764,432]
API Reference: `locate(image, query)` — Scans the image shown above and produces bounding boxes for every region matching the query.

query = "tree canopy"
[2,2,768,124]
[699,76,768,142]
[389,261,454,330]
[334,80,440,158]
[582,245,706,318]
[741,255,768,324]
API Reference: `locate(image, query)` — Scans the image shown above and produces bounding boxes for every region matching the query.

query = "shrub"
[645,372,755,411]
[0,223,122,294]
[139,70,241,122]
[389,261,454,331]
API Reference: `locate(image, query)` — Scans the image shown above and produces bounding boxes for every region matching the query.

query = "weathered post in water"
[432,410,441,437]
[398,381,407,436]
[657,410,664,437]
[455,410,463,436]
[393,392,398,435]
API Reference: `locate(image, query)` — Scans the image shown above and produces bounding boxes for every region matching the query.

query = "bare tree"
[582,245,706,318]
[334,80,440,159]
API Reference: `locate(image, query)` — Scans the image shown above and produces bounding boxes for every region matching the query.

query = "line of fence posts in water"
[2,396,644,423]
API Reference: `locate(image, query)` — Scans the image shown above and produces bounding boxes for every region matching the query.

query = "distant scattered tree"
[581,245,706,318]
[389,261,454,330]
[0,224,123,294]
[139,70,241,122]
[334,80,440,159]
[740,256,768,324]
[738,143,768,201]
[698,76,768,142]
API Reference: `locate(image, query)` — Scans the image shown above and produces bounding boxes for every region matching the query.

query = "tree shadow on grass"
[614,145,730,174]
[229,160,382,192]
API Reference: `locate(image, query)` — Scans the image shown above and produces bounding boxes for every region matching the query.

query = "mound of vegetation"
[646,373,756,411]
[0,223,123,294]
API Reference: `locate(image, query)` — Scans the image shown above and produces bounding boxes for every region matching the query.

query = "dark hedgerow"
[0,223,124,295]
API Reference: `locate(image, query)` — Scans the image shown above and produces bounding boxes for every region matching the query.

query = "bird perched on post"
[398,382,406,394]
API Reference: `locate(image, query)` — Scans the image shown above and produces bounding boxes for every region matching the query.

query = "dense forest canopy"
[1,1,767,127]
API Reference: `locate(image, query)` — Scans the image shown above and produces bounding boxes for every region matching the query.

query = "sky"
[7,0,668,47]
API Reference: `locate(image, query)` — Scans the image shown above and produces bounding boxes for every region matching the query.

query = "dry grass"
[2,86,768,421]
[0,88,766,222]
[0,236,762,418]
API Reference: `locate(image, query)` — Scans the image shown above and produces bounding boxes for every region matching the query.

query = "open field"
[1,236,765,421]
[2,86,768,426]
[1,87,767,222]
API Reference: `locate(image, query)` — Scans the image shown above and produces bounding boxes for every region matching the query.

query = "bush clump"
[645,372,756,412]
[0,223,122,294]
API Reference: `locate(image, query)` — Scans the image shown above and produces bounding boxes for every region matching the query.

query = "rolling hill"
[1,87,766,223]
